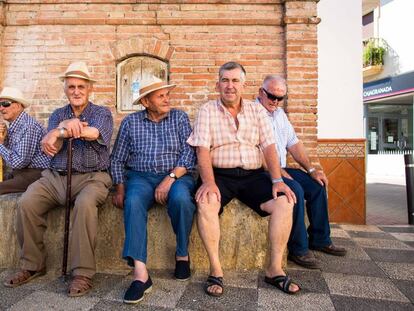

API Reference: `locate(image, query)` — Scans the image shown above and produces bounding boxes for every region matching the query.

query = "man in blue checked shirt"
[0,87,50,194]
[257,75,346,270]
[4,62,113,297]
[110,76,197,304]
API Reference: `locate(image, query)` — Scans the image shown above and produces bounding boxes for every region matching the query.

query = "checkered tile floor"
[1,224,413,311]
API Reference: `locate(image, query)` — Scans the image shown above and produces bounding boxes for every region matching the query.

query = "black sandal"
[264,275,301,295]
[204,275,224,297]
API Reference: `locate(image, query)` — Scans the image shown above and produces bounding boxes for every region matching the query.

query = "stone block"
[0,193,285,272]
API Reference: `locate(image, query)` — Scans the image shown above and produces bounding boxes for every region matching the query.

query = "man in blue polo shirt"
[110,76,196,304]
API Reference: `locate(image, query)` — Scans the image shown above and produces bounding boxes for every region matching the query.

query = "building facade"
[0,0,365,223]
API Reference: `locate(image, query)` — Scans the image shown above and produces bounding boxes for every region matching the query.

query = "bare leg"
[196,195,223,295]
[260,196,299,293]
[133,260,149,282]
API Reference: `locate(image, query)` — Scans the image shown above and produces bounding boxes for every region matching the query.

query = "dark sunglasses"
[0,100,12,108]
[262,88,285,102]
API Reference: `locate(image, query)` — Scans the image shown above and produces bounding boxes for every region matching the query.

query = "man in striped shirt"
[110,77,197,304]
[257,75,346,270]
[188,62,300,296]
[0,87,50,194]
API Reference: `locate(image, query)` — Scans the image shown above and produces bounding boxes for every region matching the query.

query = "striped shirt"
[0,111,50,169]
[48,102,113,173]
[187,99,275,169]
[256,99,299,168]
[110,108,196,185]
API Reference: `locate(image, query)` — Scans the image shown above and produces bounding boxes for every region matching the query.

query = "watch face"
[169,173,176,179]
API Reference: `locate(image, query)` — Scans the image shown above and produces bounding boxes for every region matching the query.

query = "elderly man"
[0,87,49,194]
[257,75,346,269]
[3,62,113,297]
[188,62,300,296]
[111,77,197,304]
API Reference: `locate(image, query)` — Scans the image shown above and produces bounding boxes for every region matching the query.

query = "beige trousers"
[16,169,112,278]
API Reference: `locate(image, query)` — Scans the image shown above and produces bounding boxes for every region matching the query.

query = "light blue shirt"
[255,99,299,168]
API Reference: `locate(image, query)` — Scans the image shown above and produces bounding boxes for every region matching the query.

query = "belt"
[54,169,108,176]
[213,167,264,177]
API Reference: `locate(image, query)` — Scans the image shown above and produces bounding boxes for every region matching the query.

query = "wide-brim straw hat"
[132,76,176,106]
[59,61,96,82]
[0,87,30,108]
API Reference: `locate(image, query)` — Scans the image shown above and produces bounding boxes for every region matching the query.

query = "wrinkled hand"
[272,181,297,204]
[195,181,221,204]
[41,132,59,156]
[112,184,125,209]
[310,170,328,187]
[59,119,88,138]
[281,168,293,180]
[155,177,174,205]
[0,123,7,144]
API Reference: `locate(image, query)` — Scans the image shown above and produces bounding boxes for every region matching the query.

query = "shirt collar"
[142,109,171,122]
[216,98,245,114]
[255,97,281,117]
[8,111,27,134]
[65,102,92,122]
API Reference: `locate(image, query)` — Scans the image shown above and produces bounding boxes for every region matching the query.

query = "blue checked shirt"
[0,111,50,169]
[110,109,196,185]
[48,102,113,173]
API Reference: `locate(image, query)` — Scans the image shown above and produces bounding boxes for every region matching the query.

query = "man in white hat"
[0,87,50,194]
[4,62,113,297]
[111,76,196,304]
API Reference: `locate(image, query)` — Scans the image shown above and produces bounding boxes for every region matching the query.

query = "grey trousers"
[16,169,112,278]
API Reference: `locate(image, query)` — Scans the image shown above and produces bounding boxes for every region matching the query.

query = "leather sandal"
[3,269,46,288]
[68,275,92,297]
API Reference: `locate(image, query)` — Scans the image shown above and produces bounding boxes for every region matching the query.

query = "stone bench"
[0,193,283,272]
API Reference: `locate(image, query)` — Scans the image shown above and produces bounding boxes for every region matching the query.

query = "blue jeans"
[122,170,196,266]
[284,168,332,256]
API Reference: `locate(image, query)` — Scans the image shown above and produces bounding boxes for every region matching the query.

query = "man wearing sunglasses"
[257,75,346,270]
[0,87,50,194]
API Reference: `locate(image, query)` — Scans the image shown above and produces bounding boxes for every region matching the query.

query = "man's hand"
[281,168,293,180]
[113,184,125,209]
[59,119,88,138]
[0,123,7,144]
[195,181,221,204]
[41,131,60,156]
[310,169,328,187]
[155,176,175,205]
[272,181,296,204]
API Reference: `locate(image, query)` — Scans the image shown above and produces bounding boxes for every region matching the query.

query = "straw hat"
[59,61,96,82]
[132,76,176,106]
[0,87,30,108]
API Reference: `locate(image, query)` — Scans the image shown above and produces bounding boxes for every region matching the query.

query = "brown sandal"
[3,269,46,288]
[68,275,92,297]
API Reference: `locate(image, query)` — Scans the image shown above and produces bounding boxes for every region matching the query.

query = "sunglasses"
[0,100,13,108]
[262,88,285,102]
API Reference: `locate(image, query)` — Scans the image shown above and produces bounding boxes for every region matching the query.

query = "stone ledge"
[0,193,283,272]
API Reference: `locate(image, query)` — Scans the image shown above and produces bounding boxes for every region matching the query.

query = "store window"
[117,56,168,112]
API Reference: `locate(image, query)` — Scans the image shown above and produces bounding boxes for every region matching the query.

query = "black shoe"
[174,259,191,281]
[310,244,347,256]
[123,277,153,304]
[288,252,321,269]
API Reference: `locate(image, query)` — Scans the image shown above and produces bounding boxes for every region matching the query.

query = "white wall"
[317,0,364,139]
[374,0,414,79]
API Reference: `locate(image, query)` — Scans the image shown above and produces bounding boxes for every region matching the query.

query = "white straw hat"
[132,76,176,106]
[0,87,30,108]
[59,61,96,82]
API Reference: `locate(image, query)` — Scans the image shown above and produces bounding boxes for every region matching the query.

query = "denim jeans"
[122,170,196,266]
[284,168,332,256]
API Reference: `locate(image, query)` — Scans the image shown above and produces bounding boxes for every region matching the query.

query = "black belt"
[213,167,264,177]
[54,169,108,176]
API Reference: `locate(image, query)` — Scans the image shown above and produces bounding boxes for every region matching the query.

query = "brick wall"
[0,0,319,157]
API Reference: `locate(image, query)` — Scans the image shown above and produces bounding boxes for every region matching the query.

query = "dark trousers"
[284,168,332,256]
[0,168,44,195]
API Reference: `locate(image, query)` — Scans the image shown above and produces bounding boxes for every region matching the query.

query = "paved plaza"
[1,224,413,310]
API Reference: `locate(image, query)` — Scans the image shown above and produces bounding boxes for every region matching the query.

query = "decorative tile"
[331,295,414,311]
[319,258,386,277]
[376,262,414,280]
[379,226,414,233]
[330,228,351,238]
[391,279,414,304]
[341,225,383,232]
[390,232,414,242]
[353,238,412,250]
[347,231,396,240]
[364,248,414,263]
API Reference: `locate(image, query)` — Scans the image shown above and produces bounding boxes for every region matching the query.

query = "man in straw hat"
[4,62,113,297]
[111,76,196,304]
[187,62,301,296]
[0,87,50,194]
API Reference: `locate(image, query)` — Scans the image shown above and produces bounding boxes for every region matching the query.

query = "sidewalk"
[1,224,413,310]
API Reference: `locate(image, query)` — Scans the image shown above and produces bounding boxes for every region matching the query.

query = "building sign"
[363,71,414,102]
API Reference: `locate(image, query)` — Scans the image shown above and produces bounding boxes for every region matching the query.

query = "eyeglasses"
[262,88,285,102]
[0,100,13,108]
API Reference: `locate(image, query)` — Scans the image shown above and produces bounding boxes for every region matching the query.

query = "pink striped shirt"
[187,99,275,169]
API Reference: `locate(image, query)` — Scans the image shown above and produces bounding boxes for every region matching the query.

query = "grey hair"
[262,75,286,89]
[219,61,246,82]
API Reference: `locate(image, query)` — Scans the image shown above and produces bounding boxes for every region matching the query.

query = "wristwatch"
[169,172,178,180]
[307,167,316,174]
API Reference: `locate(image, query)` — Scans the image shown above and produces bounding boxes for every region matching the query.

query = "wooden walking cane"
[62,138,74,277]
